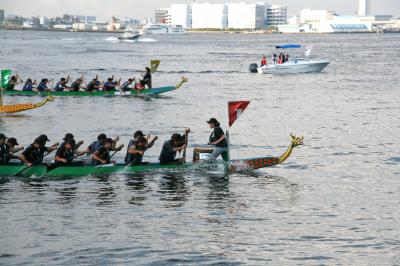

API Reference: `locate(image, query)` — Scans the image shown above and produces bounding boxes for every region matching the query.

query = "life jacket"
[24,144,46,165]
[92,146,110,166]
[54,81,65,92]
[88,141,102,154]
[22,83,33,91]
[261,58,267,66]
[37,82,47,92]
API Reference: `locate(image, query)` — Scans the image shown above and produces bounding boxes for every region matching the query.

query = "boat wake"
[138,38,157,43]
[105,37,119,42]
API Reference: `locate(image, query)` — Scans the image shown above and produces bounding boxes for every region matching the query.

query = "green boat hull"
[3,86,177,97]
[1,163,194,177]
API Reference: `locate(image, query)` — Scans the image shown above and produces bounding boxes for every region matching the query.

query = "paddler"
[91,138,115,166]
[0,137,23,165]
[124,135,148,165]
[207,118,228,159]
[37,78,51,92]
[103,77,118,91]
[159,129,189,164]
[54,76,70,91]
[120,78,134,92]
[22,79,36,91]
[5,75,22,91]
[140,67,152,89]
[125,131,158,165]
[19,135,59,166]
[70,77,84,92]
[86,76,102,92]
[54,139,84,166]
[0,134,20,165]
[86,134,123,155]
[61,133,84,151]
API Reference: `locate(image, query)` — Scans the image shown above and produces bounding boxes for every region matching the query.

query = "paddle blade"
[228,101,250,127]
[150,60,160,73]
[1,69,12,88]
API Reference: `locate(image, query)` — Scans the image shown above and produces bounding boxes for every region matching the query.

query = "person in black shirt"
[54,76,70,91]
[5,75,22,91]
[86,76,102,92]
[207,118,228,159]
[0,134,18,165]
[159,130,188,164]
[20,135,59,166]
[54,139,84,166]
[92,138,114,166]
[140,67,152,89]
[125,136,149,165]
[125,131,157,165]
[70,78,84,92]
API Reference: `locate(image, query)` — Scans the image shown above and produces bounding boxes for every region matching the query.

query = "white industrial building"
[266,5,287,25]
[358,0,371,16]
[171,4,192,29]
[299,9,334,23]
[227,3,265,29]
[191,3,228,29]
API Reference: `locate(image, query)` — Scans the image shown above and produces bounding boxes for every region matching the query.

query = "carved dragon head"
[290,134,304,148]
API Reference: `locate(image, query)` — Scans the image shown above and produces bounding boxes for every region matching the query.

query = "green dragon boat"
[0,135,303,177]
[2,77,188,97]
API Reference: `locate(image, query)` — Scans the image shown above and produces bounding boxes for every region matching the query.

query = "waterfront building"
[155,8,171,24]
[227,2,266,29]
[266,4,287,26]
[299,9,334,23]
[86,16,96,23]
[358,0,371,16]
[0,9,4,22]
[171,4,192,28]
[191,3,228,29]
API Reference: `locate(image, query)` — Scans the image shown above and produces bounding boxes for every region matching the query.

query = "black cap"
[63,133,74,141]
[206,118,218,124]
[65,138,76,146]
[37,134,50,142]
[0,133,6,140]
[171,133,182,142]
[97,133,107,141]
[7,137,19,146]
[134,130,145,138]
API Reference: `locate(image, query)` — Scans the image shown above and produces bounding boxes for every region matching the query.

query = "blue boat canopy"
[275,44,302,49]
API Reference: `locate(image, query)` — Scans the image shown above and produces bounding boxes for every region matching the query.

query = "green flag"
[150,60,160,74]
[1,69,12,88]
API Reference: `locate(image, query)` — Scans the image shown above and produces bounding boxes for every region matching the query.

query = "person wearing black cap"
[62,133,84,151]
[20,135,59,166]
[159,129,189,164]
[86,76,102,92]
[207,118,228,159]
[0,137,23,164]
[125,131,158,165]
[54,139,83,166]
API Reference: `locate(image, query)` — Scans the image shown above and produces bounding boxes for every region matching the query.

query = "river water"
[0,30,399,265]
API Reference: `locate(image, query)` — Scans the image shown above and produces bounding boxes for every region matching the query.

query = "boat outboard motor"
[249,63,258,73]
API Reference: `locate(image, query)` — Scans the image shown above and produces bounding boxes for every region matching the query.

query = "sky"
[1,0,399,21]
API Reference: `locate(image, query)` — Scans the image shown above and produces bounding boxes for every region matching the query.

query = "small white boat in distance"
[250,44,330,74]
[141,24,186,35]
[118,27,141,40]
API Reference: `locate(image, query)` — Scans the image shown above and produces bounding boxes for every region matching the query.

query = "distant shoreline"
[0,26,398,34]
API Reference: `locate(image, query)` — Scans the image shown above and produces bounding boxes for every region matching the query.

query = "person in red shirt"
[260,55,267,67]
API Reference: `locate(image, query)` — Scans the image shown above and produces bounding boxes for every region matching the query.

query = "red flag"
[228,101,250,127]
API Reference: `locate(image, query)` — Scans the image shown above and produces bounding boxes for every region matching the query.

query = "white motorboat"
[140,24,186,35]
[257,58,330,74]
[118,28,141,40]
[250,44,330,74]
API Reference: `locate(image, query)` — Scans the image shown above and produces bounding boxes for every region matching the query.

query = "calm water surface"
[0,30,400,265]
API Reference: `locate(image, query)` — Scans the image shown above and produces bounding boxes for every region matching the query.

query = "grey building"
[0,9,4,22]
[266,5,287,26]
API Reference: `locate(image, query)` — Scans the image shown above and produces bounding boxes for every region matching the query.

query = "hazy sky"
[1,0,399,20]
